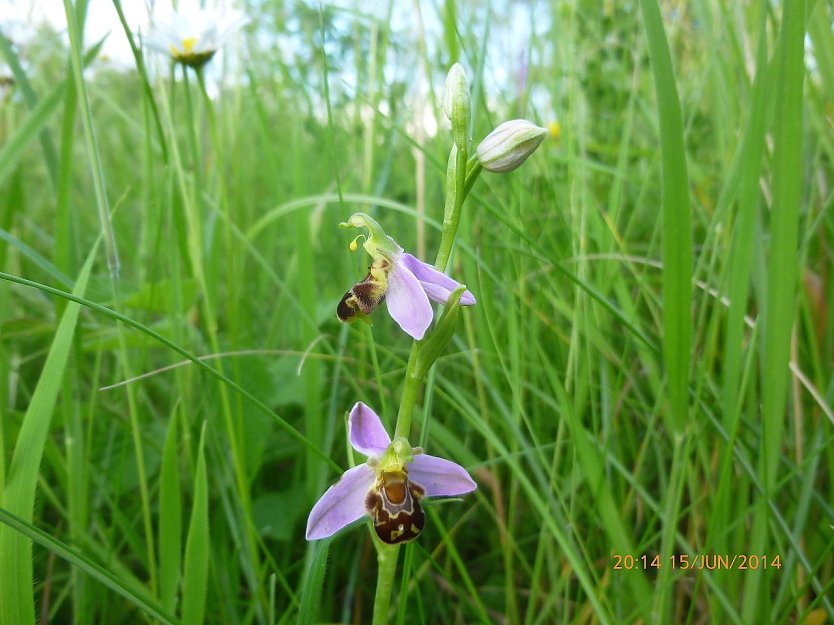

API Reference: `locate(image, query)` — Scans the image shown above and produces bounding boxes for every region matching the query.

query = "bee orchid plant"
[306,64,547,625]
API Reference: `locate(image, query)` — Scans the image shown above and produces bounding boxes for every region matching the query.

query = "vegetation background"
[1,0,832,623]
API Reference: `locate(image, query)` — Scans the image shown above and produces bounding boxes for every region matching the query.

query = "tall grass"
[1,1,832,624]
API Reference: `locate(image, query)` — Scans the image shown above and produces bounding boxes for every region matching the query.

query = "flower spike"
[306,403,477,544]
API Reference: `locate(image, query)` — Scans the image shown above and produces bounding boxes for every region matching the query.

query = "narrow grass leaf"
[62,0,119,275]
[297,539,330,625]
[637,2,693,620]
[0,82,64,190]
[745,2,806,621]
[760,0,806,511]
[0,249,94,625]
[0,507,179,625]
[638,0,693,434]
[0,229,74,288]
[0,32,59,185]
[709,3,769,569]
[181,423,209,625]
[0,271,339,473]
[159,412,182,614]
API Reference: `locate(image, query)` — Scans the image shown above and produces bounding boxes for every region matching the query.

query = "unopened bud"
[443,63,470,151]
[476,119,547,173]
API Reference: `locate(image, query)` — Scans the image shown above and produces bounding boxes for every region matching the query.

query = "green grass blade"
[110,0,169,163]
[637,1,693,620]
[62,0,119,275]
[0,228,74,288]
[0,248,94,625]
[0,81,64,190]
[808,1,834,103]
[760,0,806,520]
[638,0,692,435]
[159,412,183,614]
[297,539,330,625]
[0,271,339,473]
[543,361,653,614]
[0,507,179,625]
[181,423,209,625]
[744,2,806,621]
[0,32,59,185]
[707,6,770,609]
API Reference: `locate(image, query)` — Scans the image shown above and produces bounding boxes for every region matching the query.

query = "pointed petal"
[215,11,250,46]
[306,464,375,540]
[385,262,433,340]
[349,402,391,456]
[408,454,477,497]
[400,253,476,305]
[142,26,178,54]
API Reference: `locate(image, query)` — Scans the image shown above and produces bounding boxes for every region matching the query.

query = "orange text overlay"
[611,553,782,571]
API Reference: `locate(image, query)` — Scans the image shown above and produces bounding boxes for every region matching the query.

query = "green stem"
[434,145,466,270]
[462,158,482,201]
[393,152,481,440]
[393,346,422,439]
[365,324,390,419]
[383,124,482,624]
[372,543,400,625]
[61,0,119,276]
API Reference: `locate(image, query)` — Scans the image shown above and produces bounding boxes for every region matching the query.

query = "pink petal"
[348,402,391,457]
[385,262,433,340]
[408,454,477,497]
[400,253,476,306]
[305,464,375,540]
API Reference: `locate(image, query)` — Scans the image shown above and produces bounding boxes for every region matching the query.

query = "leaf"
[0,82,65,190]
[0,507,178,625]
[181,423,209,625]
[0,250,94,625]
[159,413,183,614]
[253,487,304,541]
[297,539,330,625]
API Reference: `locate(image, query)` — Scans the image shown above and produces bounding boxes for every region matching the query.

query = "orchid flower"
[306,402,476,544]
[336,213,476,340]
[143,7,248,69]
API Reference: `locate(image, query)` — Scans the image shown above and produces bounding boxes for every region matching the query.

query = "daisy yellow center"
[181,37,198,53]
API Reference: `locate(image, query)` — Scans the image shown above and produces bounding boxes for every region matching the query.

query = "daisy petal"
[349,402,391,457]
[386,262,433,340]
[306,464,375,540]
[400,253,476,306]
[408,454,477,497]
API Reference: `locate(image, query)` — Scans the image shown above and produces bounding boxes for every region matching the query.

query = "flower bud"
[476,119,547,173]
[443,63,470,151]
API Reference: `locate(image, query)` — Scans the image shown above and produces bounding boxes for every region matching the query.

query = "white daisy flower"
[143,7,248,69]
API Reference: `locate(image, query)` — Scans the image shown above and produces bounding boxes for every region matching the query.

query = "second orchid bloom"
[336,213,476,340]
[306,402,477,544]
